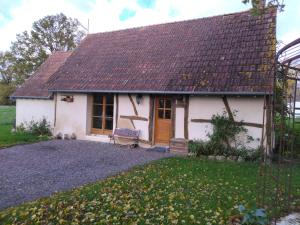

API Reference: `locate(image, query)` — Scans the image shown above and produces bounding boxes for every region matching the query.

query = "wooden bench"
[110,128,140,147]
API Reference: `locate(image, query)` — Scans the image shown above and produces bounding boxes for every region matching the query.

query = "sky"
[0,0,299,51]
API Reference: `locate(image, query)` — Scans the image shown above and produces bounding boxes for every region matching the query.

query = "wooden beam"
[222,96,234,121]
[260,96,266,148]
[128,94,138,116]
[176,101,185,108]
[148,95,154,144]
[236,122,264,128]
[191,118,212,123]
[54,93,57,127]
[115,94,119,129]
[120,115,148,121]
[130,119,136,129]
[191,118,263,128]
[171,97,176,138]
[184,95,189,139]
[265,96,272,147]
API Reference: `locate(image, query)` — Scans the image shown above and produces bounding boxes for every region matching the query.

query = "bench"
[110,128,140,147]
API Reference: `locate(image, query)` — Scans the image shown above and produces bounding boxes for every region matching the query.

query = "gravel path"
[0,140,171,210]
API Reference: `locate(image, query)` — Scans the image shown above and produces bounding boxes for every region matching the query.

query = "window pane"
[165,110,171,119]
[165,99,172,109]
[93,94,103,104]
[106,105,114,117]
[159,99,164,108]
[158,109,164,119]
[105,118,113,130]
[93,117,102,129]
[106,94,114,104]
[93,105,103,116]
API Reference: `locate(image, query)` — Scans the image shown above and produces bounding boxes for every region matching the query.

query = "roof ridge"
[87,9,254,37]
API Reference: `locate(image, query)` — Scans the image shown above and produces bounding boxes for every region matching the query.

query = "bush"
[210,111,249,151]
[189,110,263,162]
[188,140,214,156]
[237,147,262,162]
[16,118,52,136]
[207,139,227,156]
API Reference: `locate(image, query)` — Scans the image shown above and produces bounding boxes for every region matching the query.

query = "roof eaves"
[48,89,272,96]
[10,95,52,100]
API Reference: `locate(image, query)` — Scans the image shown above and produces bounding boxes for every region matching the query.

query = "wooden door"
[154,96,172,145]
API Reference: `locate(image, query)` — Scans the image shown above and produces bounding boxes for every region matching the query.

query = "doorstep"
[85,134,111,143]
[170,138,188,155]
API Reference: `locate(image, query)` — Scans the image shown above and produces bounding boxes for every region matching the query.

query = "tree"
[242,0,285,14]
[31,13,84,53]
[0,13,85,105]
[0,83,14,105]
[10,13,85,83]
[0,52,17,104]
[0,51,15,85]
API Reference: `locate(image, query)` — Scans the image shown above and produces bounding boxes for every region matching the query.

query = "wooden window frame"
[156,97,172,120]
[91,94,114,135]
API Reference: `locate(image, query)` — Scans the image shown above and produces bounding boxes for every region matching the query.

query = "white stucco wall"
[16,99,55,128]
[188,96,265,148]
[26,93,265,149]
[117,94,150,142]
[175,107,185,138]
[54,93,88,139]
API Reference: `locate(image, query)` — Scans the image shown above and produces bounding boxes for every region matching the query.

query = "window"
[91,94,114,134]
[157,97,172,119]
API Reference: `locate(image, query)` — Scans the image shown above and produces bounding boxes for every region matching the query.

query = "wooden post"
[184,95,189,139]
[148,95,154,145]
[171,96,176,138]
[115,94,119,129]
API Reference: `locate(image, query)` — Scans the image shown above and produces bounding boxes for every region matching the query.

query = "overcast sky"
[0,0,299,51]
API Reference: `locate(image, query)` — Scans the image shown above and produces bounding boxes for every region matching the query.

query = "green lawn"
[0,105,49,148]
[0,158,299,225]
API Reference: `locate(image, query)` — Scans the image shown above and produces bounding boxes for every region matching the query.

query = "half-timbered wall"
[188,96,265,148]
[52,93,266,148]
[117,94,151,144]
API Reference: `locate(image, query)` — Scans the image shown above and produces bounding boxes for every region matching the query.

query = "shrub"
[188,140,214,156]
[16,118,52,136]
[189,110,263,161]
[237,147,262,162]
[207,139,227,156]
[210,111,249,151]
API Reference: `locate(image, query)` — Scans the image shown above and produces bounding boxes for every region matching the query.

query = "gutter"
[48,89,272,96]
[10,95,52,100]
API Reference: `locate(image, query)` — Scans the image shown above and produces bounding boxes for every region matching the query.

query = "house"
[11,9,276,150]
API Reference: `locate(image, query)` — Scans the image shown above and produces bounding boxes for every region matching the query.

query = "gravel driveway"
[0,140,171,210]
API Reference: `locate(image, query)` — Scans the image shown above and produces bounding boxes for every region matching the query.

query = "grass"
[0,105,49,148]
[0,157,299,225]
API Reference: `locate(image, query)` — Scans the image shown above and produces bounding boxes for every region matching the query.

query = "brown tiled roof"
[52,9,276,94]
[12,51,72,99]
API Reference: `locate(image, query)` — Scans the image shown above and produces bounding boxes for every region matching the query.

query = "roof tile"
[15,9,277,97]
[12,52,72,98]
